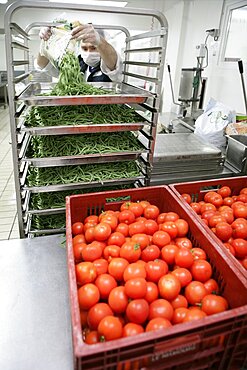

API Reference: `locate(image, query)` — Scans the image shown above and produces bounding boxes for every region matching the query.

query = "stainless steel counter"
[0,235,73,370]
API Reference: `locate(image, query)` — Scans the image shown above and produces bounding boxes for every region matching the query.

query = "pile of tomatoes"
[181,185,247,269]
[71,200,228,344]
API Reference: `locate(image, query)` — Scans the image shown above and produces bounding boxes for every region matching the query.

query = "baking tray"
[22,150,147,168]
[152,133,222,163]
[17,82,153,106]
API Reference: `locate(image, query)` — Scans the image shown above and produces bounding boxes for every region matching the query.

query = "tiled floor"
[0,107,19,240]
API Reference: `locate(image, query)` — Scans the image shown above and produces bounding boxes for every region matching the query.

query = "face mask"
[81,51,101,67]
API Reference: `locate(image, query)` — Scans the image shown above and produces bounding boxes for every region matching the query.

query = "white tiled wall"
[0,107,19,240]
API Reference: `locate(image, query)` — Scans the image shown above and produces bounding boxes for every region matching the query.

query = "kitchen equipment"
[226,135,247,174]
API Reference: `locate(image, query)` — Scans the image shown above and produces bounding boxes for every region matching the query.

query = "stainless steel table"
[0,235,74,370]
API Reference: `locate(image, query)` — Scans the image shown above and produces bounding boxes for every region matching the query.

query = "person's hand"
[71,23,101,46]
[39,27,52,41]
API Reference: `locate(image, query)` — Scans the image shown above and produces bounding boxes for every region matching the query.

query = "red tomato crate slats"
[66,185,247,370]
[169,176,247,281]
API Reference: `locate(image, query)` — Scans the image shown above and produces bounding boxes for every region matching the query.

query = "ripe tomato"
[161,244,179,265]
[84,331,99,345]
[125,278,147,299]
[171,267,192,287]
[208,214,227,228]
[210,193,224,207]
[181,193,192,204]
[144,205,160,219]
[95,273,117,299]
[191,247,207,260]
[172,307,189,324]
[85,226,95,243]
[123,262,146,281]
[128,202,144,217]
[118,210,135,225]
[126,299,149,324]
[98,316,123,341]
[190,202,201,214]
[120,241,141,262]
[73,242,86,262]
[219,209,234,224]
[152,230,171,248]
[107,231,126,247]
[149,299,174,321]
[72,222,84,236]
[115,223,129,237]
[84,215,99,224]
[215,222,232,242]
[185,281,207,305]
[141,244,160,261]
[108,257,129,281]
[232,204,247,218]
[232,238,247,258]
[158,273,181,301]
[138,200,150,210]
[240,257,247,269]
[231,218,247,239]
[144,282,159,303]
[204,278,219,294]
[103,245,120,261]
[201,210,216,222]
[190,260,212,282]
[237,193,247,202]
[93,222,112,241]
[157,213,167,224]
[92,259,108,275]
[175,237,192,249]
[240,187,247,195]
[81,242,102,262]
[223,197,234,206]
[108,286,128,314]
[144,219,159,235]
[183,308,207,322]
[146,318,172,331]
[175,248,194,268]
[73,234,86,246]
[100,214,118,231]
[224,242,236,256]
[122,323,144,337]
[164,212,179,222]
[204,191,217,203]
[217,186,231,198]
[170,294,188,309]
[128,221,146,236]
[76,261,97,285]
[174,219,189,237]
[201,294,228,315]
[131,233,150,250]
[160,221,178,239]
[145,260,168,283]
[201,203,217,213]
[78,283,100,310]
[87,303,113,330]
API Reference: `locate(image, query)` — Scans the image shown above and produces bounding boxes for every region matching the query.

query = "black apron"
[78,55,112,82]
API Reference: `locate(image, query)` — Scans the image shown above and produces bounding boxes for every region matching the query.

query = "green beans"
[27,161,140,187]
[27,132,143,158]
[25,104,141,127]
[30,184,133,210]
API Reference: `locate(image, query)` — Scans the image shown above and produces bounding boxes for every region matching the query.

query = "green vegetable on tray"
[27,132,143,158]
[30,185,134,210]
[25,103,141,127]
[27,161,140,187]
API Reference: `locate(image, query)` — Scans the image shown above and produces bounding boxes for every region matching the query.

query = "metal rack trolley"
[5,1,168,237]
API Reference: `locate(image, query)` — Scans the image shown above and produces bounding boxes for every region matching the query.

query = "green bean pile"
[27,132,143,158]
[31,213,66,230]
[27,161,140,187]
[25,104,141,127]
[30,184,134,210]
[49,51,108,96]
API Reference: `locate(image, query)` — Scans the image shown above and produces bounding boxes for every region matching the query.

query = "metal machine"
[168,28,220,130]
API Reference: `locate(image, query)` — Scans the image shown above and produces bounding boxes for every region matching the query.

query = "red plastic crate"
[66,185,247,370]
[169,176,247,281]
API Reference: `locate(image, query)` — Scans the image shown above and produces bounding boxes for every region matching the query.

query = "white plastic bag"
[194,98,236,149]
[40,22,79,68]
